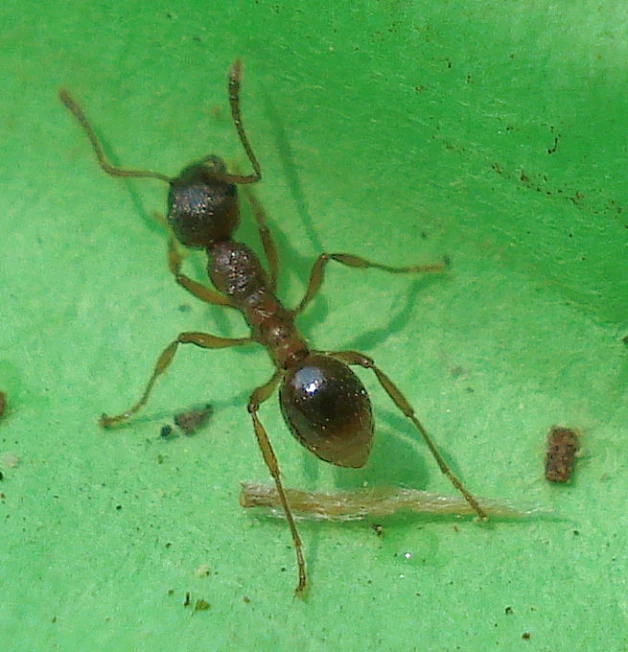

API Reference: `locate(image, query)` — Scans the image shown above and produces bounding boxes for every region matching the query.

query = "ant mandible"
[60,60,486,596]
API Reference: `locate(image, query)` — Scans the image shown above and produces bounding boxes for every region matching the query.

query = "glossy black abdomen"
[279,353,373,468]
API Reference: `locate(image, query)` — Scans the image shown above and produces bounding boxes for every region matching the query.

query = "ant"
[60,60,486,596]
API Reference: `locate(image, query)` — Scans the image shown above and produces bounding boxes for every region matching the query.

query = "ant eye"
[199,155,226,174]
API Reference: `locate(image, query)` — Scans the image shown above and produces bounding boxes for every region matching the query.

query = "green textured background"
[1,1,626,650]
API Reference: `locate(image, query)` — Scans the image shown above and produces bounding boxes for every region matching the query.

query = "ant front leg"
[294,252,448,315]
[247,372,307,597]
[241,187,279,292]
[328,350,487,520]
[100,332,252,428]
[167,237,236,308]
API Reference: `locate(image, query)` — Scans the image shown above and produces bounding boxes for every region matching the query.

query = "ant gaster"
[60,60,486,596]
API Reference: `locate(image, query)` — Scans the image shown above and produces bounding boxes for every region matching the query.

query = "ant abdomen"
[279,353,373,468]
[168,158,239,247]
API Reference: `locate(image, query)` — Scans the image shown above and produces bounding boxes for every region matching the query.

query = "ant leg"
[148,214,235,307]
[100,332,252,428]
[167,237,236,307]
[328,350,487,520]
[59,90,172,184]
[248,372,307,596]
[241,187,279,291]
[294,253,447,315]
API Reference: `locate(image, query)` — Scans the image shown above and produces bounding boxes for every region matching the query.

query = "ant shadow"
[89,77,459,505]
[256,83,458,500]
[260,85,324,254]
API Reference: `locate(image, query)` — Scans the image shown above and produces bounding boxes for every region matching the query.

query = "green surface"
[1,1,627,650]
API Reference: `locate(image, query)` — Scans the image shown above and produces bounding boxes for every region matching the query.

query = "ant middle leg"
[100,332,252,428]
[328,350,487,520]
[247,372,307,596]
[294,253,448,315]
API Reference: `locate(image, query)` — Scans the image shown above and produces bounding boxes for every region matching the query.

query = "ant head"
[167,157,240,248]
[60,61,259,252]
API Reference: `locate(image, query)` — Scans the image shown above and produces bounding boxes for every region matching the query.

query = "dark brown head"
[279,353,373,468]
[167,157,240,248]
[60,61,259,252]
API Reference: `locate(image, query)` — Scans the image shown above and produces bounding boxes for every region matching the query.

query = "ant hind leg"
[247,372,307,596]
[327,349,487,520]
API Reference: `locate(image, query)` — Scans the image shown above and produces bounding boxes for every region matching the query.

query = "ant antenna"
[59,89,173,184]
[211,59,262,186]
